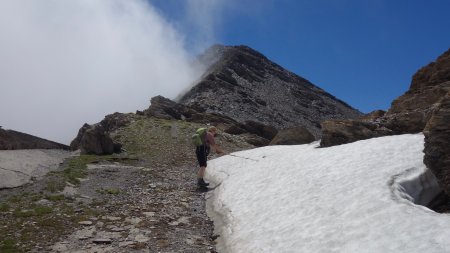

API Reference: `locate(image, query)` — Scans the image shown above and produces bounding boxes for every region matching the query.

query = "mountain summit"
[178,45,362,138]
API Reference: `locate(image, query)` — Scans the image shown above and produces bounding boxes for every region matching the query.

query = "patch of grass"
[97,188,120,195]
[45,194,66,202]
[63,155,105,185]
[0,203,10,212]
[33,205,53,216]
[7,195,22,203]
[0,238,19,253]
[13,208,34,218]
[45,180,65,193]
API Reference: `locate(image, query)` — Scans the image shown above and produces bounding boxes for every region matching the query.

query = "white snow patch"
[206,134,450,253]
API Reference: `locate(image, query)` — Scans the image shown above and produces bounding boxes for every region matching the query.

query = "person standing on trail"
[195,126,225,187]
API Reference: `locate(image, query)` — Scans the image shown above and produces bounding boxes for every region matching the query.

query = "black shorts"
[196,145,210,167]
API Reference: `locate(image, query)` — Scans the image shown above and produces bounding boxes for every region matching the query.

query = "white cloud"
[0,0,204,144]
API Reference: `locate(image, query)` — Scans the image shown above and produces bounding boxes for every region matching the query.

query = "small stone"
[111,227,126,232]
[76,227,95,240]
[143,212,155,217]
[78,221,93,226]
[93,238,112,244]
[119,241,136,247]
[125,217,142,225]
[169,216,190,226]
[104,216,122,221]
[134,234,150,243]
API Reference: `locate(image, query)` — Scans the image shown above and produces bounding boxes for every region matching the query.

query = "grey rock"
[320,120,393,147]
[179,45,362,138]
[70,123,121,155]
[78,221,93,226]
[269,126,315,145]
[0,128,69,150]
[424,91,450,196]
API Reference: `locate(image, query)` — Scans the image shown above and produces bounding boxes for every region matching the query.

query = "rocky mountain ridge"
[178,45,362,138]
[320,48,450,147]
[0,127,69,150]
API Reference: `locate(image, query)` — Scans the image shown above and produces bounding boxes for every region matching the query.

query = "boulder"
[242,120,278,140]
[320,120,393,147]
[71,124,121,155]
[241,134,270,147]
[269,126,315,145]
[424,91,450,196]
[383,110,432,134]
[70,123,91,150]
[144,95,197,120]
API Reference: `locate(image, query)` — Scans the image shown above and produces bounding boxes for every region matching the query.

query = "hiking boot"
[197,178,209,187]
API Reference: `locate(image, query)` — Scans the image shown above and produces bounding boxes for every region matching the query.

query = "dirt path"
[50,159,217,252]
[0,157,218,252]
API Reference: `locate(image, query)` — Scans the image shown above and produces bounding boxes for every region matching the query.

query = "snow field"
[206,134,450,253]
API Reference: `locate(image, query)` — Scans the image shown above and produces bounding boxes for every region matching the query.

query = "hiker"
[195,126,225,187]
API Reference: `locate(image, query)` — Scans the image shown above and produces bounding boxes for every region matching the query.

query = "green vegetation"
[45,194,66,202]
[112,117,202,166]
[45,180,65,193]
[63,155,100,185]
[0,203,10,212]
[34,205,53,216]
[0,238,19,253]
[97,188,120,195]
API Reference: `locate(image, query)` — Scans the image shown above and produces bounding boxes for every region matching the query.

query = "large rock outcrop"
[424,91,450,196]
[321,48,450,147]
[320,120,393,147]
[144,95,277,146]
[0,128,69,150]
[178,45,362,139]
[269,126,315,145]
[70,123,121,155]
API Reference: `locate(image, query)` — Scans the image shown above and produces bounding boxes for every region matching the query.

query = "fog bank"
[0,0,204,144]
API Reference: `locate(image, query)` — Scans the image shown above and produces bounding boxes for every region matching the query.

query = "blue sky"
[151,0,450,113]
[1,1,449,143]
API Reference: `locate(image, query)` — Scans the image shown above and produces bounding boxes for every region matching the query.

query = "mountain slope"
[178,45,362,138]
[0,128,69,150]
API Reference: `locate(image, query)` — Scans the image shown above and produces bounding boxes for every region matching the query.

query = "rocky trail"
[0,155,218,252]
[51,160,217,253]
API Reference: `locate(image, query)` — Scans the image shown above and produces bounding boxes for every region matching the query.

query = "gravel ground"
[51,159,218,253]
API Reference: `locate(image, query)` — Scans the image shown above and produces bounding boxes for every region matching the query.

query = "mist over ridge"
[0,0,208,144]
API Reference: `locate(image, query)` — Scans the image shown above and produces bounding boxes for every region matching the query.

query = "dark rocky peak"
[0,128,69,150]
[179,44,362,139]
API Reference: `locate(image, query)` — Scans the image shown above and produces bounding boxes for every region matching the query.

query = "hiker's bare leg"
[198,166,206,179]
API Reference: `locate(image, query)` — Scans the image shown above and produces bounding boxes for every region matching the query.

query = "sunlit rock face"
[385,48,450,133]
[320,48,450,147]
[178,45,362,139]
[424,91,450,197]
